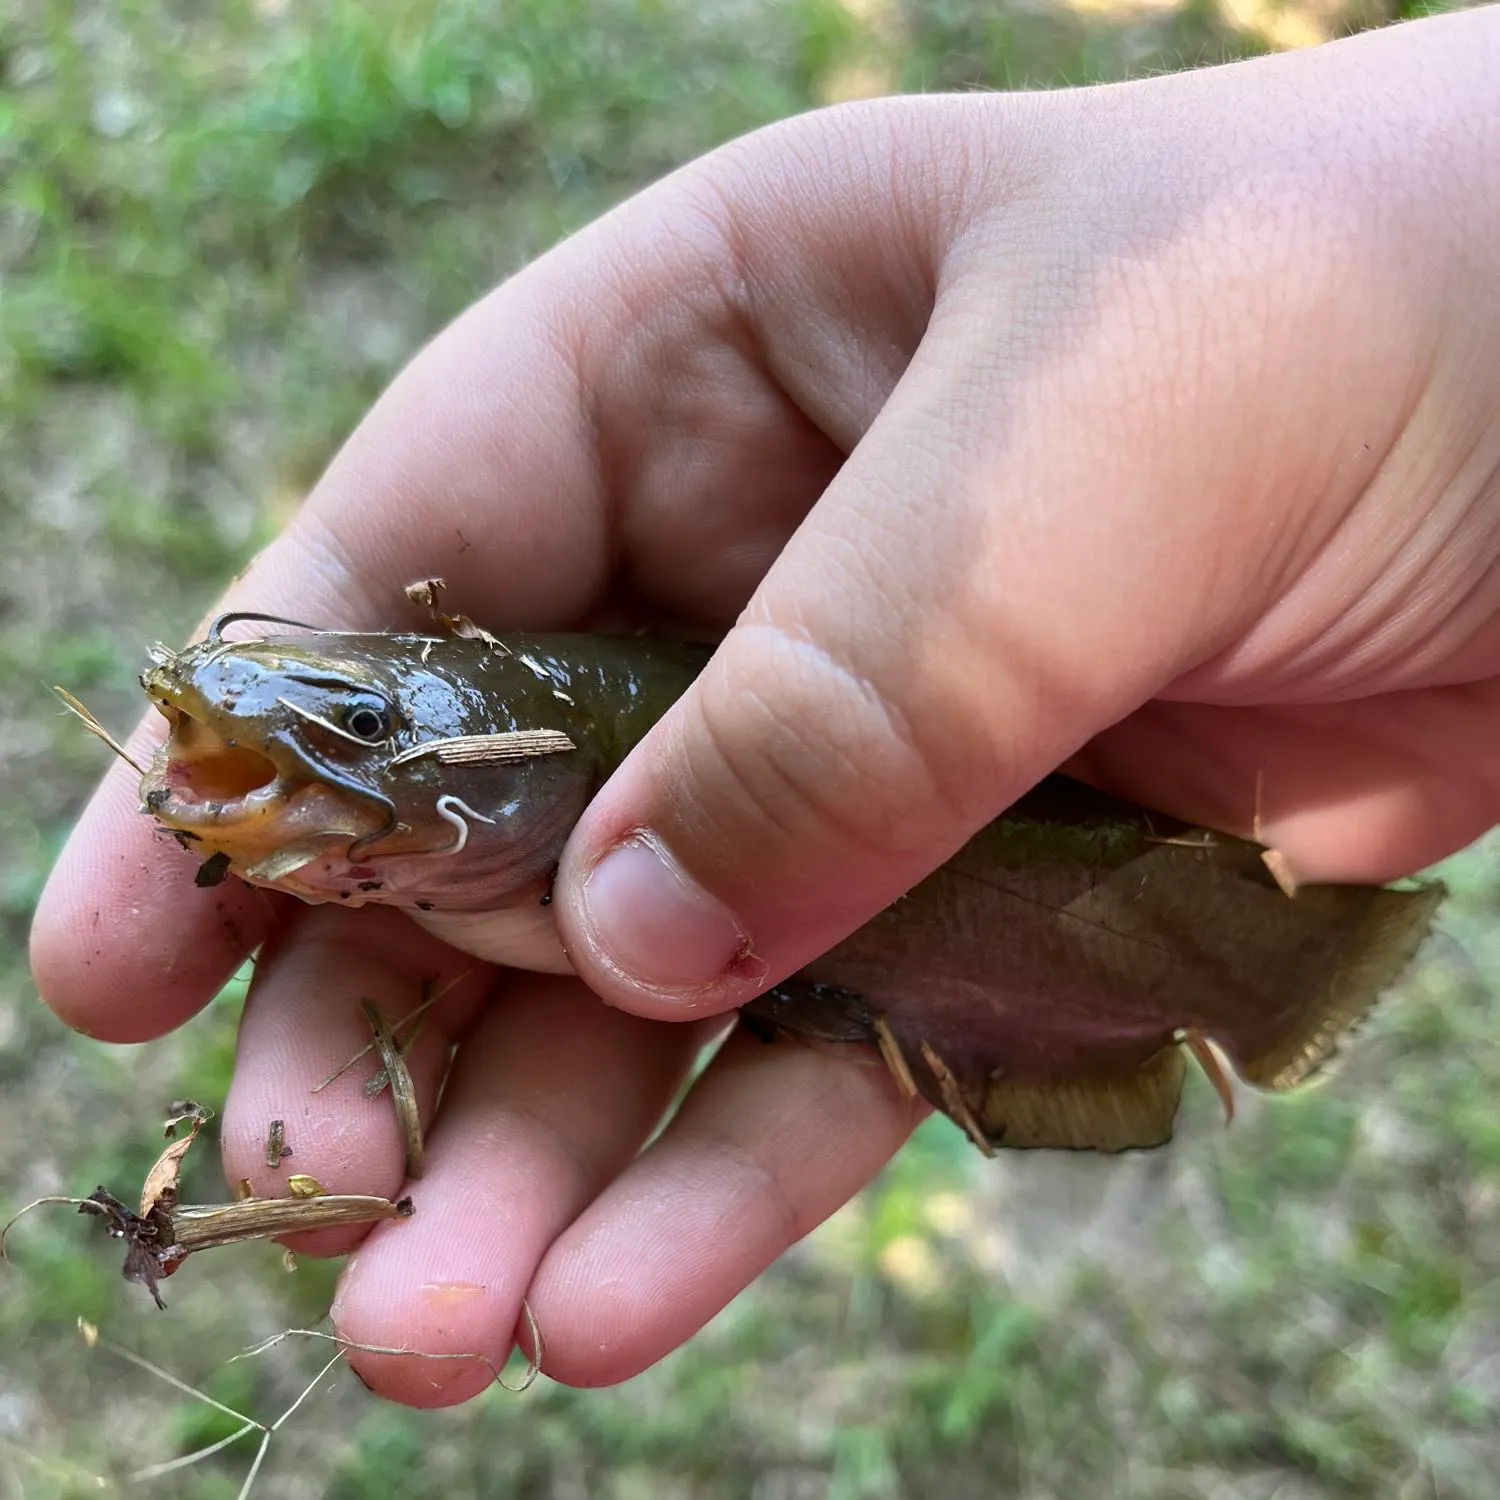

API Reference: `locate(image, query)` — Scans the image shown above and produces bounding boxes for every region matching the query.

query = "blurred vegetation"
[1,0,1496,1496]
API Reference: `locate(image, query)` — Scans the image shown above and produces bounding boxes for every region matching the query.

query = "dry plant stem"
[165,1193,413,1251]
[388,728,577,767]
[363,1014,424,1097]
[918,1041,995,1157]
[231,1314,545,1391]
[59,1289,545,1489]
[871,1014,918,1100]
[360,999,426,1178]
[79,1315,542,1498]
[1250,768,1299,897]
[8,1107,414,1311]
[312,967,476,1093]
[509,1296,546,1392]
[0,1196,92,1259]
[52,686,146,775]
[80,1319,344,1499]
[1181,1029,1237,1125]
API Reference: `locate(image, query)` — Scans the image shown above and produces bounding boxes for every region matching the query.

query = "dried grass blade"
[52,686,146,775]
[361,1000,426,1179]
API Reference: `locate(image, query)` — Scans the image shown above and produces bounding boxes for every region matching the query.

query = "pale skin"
[30,8,1500,1405]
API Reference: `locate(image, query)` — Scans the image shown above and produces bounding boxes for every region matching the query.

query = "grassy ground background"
[3,1,1498,1495]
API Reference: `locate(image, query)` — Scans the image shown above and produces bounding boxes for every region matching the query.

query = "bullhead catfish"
[131,608,1442,1156]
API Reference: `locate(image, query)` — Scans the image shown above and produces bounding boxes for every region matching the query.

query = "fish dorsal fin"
[976,1045,1187,1153]
[1234,881,1444,1090]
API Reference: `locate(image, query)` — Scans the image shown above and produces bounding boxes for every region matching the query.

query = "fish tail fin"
[1237,880,1444,1091]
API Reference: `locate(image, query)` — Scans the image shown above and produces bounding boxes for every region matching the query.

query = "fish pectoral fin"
[1234,881,1444,1091]
[977,1046,1188,1153]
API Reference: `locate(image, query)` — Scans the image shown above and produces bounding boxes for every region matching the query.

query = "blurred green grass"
[2,1,1497,1496]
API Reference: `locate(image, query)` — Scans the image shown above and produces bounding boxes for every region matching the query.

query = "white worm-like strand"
[432,794,497,856]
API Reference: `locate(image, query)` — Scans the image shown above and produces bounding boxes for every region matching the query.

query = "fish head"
[138,627,593,908]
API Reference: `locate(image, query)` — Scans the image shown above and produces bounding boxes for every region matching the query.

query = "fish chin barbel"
[133,608,1444,1155]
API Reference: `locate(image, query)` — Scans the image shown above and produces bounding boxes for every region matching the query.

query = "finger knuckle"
[684,620,978,861]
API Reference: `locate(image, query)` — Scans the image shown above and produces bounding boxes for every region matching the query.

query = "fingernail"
[583,832,761,992]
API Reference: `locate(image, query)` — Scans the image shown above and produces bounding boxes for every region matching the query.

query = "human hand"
[32,8,1500,1404]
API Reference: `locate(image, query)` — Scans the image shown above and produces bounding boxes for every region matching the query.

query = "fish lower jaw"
[140,771,381,881]
[142,774,302,833]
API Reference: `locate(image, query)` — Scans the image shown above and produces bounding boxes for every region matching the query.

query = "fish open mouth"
[151,710,284,807]
[143,707,297,829]
[140,704,382,871]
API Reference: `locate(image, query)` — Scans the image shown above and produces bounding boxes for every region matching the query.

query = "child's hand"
[32,8,1500,1404]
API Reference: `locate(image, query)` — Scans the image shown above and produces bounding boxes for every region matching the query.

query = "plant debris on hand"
[2,1102,414,1309]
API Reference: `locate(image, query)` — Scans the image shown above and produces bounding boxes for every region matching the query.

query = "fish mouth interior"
[158,711,286,806]
[143,701,384,872]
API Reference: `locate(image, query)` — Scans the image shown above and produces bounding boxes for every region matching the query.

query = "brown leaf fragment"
[404,577,445,611]
[194,851,232,888]
[79,1186,145,1239]
[403,576,509,652]
[265,1119,288,1169]
[141,1107,210,1217]
[80,1187,170,1309]
[123,1237,171,1310]
[33,1114,417,1313]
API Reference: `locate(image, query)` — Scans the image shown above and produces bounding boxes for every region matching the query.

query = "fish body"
[137,620,1441,1154]
[142,630,708,965]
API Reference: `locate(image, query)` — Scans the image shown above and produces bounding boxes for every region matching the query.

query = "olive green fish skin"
[140,628,1441,1154]
[141,631,709,911]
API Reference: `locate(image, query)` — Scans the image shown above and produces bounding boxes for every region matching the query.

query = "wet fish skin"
[138,627,1442,1154]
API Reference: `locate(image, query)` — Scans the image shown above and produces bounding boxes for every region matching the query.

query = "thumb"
[552,291,1243,1020]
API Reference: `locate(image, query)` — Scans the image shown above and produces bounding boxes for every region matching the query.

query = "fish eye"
[343,704,394,743]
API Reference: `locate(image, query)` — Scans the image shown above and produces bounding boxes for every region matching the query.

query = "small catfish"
[134,610,1443,1155]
